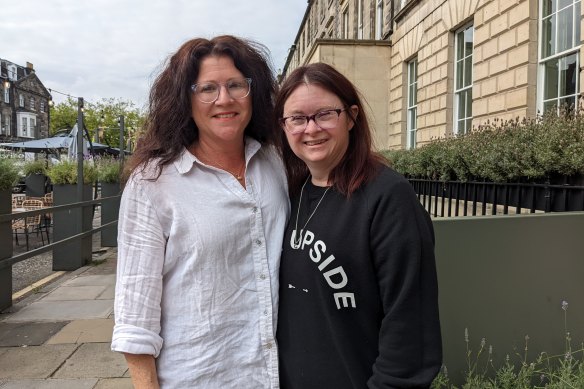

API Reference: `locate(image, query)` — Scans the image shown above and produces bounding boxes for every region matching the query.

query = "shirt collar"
[173,137,262,175]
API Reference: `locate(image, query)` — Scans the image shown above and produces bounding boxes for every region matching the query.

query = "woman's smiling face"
[282,83,356,182]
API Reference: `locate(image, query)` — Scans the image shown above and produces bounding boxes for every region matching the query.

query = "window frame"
[16,112,36,138]
[537,0,581,114]
[375,0,384,39]
[342,6,350,39]
[19,94,24,108]
[453,23,474,135]
[406,59,418,149]
[357,0,364,39]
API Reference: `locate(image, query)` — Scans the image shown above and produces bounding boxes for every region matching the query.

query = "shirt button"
[264,310,268,316]
[259,274,266,280]
[252,206,258,213]
[255,239,262,246]
[266,343,272,349]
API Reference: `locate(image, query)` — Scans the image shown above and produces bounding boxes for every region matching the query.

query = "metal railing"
[409,178,584,217]
[0,195,120,310]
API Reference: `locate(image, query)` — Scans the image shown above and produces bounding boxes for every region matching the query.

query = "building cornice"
[394,0,421,23]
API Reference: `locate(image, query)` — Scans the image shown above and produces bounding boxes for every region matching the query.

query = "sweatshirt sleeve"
[367,176,442,389]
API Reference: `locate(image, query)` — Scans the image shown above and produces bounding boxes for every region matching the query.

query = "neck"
[308,170,330,187]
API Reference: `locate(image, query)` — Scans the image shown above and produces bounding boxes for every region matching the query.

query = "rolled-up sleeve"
[111,177,166,357]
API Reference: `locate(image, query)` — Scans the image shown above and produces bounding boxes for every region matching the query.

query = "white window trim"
[3,87,8,103]
[537,0,581,114]
[453,23,474,135]
[4,116,10,136]
[342,6,350,39]
[375,0,384,39]
[19,94,24,108]
[16,112,37,138]
[407,59,418,149]
[357,0,364,39]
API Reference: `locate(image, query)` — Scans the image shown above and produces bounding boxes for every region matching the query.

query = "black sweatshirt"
[277,166,442,389]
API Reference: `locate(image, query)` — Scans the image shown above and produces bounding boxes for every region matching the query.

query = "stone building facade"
[281,0,583,150]
[0,59,51,142]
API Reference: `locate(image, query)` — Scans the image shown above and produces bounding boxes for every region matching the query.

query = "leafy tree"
[49,97,146,149]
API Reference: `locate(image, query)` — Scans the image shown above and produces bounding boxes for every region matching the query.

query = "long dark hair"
[125,35,278,180]
[274,62,386,196]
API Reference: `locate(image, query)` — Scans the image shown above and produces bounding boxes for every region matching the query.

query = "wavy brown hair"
[125,35,278,180]
[274,62,386,196]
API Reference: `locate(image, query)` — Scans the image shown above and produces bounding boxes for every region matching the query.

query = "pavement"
[0,248,133,389]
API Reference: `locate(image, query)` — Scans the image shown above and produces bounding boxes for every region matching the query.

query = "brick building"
[281,0,582,150]
[0,59,51,142]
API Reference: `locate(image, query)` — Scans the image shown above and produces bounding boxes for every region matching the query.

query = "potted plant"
[46,159,98,270]
[0,157,20,309]
[96,156,122,247]
[23,159,49,198]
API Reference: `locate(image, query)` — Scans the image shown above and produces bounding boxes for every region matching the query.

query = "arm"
[112,177,166,372]
[367,178,442,388]
[124,353,160,389]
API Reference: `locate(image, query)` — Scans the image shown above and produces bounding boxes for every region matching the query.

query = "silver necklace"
[197,147,246,182]
[292,176,331,248]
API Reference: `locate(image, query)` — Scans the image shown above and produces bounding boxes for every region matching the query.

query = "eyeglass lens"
[284,109,342,134]
[192,78,251,103]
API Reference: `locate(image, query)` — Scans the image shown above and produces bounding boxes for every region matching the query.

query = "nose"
[303,117,322,134]
[214,85,233,104]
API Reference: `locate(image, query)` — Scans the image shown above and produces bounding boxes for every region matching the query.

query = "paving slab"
[62,275,116,287]
[53,342,127,379]
[4,300,113,323]
[0,344,78,379]
[46,319,114,344]
[42,285,108,301]
[0,378,98,389]
[97,284,115,300]
[94,377,134,388]
[0,322,68,347]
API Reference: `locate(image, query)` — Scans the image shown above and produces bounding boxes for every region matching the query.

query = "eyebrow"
[284,106,338,116]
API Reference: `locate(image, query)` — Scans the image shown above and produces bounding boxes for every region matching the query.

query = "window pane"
[559,95,576,111]
[543,100,557,113]
[457,92,465,120]
[541,15,556,58]
[412,84,417,105]
[410,109,417,130]
[559,0,572,9]
[557,6,574,52]
[464,27,474,57]
[544,59,559,99]
[559,53,577,96]
[466,90,473,117]
[456,31,465,60]
[542,0,556,17]
[409,129,416,149]
[466,119,472,133]
[458,119,466,133]
[456,60,464,89]
[576,1,581,43]
[464,56,473,87]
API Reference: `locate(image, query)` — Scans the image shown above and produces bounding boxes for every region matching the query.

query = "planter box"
[100,182,121,247]
[52,184,93,271]
[25,173,47,198]
[0,189,13,310]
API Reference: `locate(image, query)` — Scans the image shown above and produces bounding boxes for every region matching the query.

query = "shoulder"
[364,165,414,198]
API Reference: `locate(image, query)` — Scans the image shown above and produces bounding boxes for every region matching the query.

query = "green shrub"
[22,159,48,176]
[388,112,584,182]
[96,156,121,183]
[0,157,20,191]
[47,159,97,185]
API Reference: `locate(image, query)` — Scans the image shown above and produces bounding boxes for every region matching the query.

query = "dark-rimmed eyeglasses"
[191,78,252,104]
[280,108,348,135]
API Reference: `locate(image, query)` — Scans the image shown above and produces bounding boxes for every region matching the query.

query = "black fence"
[408,178,584,217]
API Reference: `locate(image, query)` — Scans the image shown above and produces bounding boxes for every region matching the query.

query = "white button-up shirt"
[112,139,289,388]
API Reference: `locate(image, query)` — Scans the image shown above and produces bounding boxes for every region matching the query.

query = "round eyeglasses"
[280,108,348,135]
[191,78,252,104]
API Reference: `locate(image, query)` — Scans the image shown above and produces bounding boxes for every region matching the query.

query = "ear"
[347,105,359,131]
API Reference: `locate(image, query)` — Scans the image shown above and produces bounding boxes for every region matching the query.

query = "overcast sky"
[1,0,307,108]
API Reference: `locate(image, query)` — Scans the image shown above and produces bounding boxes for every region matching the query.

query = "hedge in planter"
[46,159,98,270]
[0,157,19,310]
[96,157,121,247]
[23,159,49,198]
